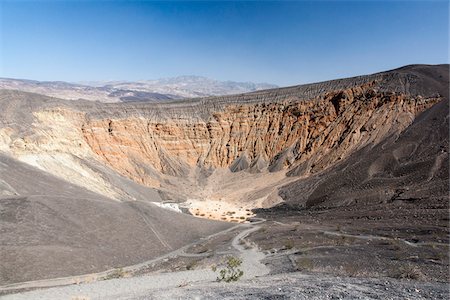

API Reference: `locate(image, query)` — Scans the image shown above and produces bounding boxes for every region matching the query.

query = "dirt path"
[0,222,239,293]
[231,220,270,279]
[275,221,447,248]
[322,230,448,248]
[1,220,269,299]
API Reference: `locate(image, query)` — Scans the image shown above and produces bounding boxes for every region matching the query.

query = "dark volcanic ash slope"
[253,65,449,283]
[279,65,449,209]
[0,154,231,285]
[250,69,449,284]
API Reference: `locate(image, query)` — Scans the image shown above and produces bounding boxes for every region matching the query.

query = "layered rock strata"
[81,83,439,185]
[0,64,446,202]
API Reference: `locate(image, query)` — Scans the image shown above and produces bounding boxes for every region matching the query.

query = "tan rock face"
[80,84,439,185]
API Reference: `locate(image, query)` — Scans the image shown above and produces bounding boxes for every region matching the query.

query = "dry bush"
[215,256,244,282]
[103,268,127,280]
[391,264,425,280]
[186,260,198,270]
[296,257,314,271]
[284,240,294,250]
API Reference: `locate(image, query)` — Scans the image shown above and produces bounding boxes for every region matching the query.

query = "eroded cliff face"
[0,65,445,214]
[80,83,439,186]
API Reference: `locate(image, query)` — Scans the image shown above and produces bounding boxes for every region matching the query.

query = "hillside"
[0,64,448,291]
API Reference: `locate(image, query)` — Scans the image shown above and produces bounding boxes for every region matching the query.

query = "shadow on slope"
[0,154,231,285]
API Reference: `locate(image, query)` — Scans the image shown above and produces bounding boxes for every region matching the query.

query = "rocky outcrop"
[81,83,439,186]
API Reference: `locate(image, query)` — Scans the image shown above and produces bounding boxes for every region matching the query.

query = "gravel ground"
[3,219,448,300]
[3,272,448,300]
[2,269,215,300]
[2,222,270,299]
[141,273,449,300]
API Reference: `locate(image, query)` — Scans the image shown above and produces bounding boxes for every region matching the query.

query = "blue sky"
[0,1,448,86]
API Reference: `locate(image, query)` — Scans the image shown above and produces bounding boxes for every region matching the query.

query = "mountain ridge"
[0,75,278,103]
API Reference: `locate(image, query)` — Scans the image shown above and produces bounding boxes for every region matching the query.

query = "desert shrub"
[296,257,314,271]
[186,260,198,270]
[343,263,371,277]
[103,268,127,280]
[387,239,403,252]
[335,235,350,246]
[215,256,244,283]
[284,240,294,250]
[392,264,425,280]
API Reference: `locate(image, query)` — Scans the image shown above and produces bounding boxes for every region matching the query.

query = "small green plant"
[215,256,244,283]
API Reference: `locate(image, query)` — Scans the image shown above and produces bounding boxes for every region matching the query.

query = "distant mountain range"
[0,76,277,103]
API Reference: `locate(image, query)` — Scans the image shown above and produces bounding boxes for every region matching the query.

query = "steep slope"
[0,154,231,285]
[279,98,449,209]
[278,64,449,208]
[250,73,449,285]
